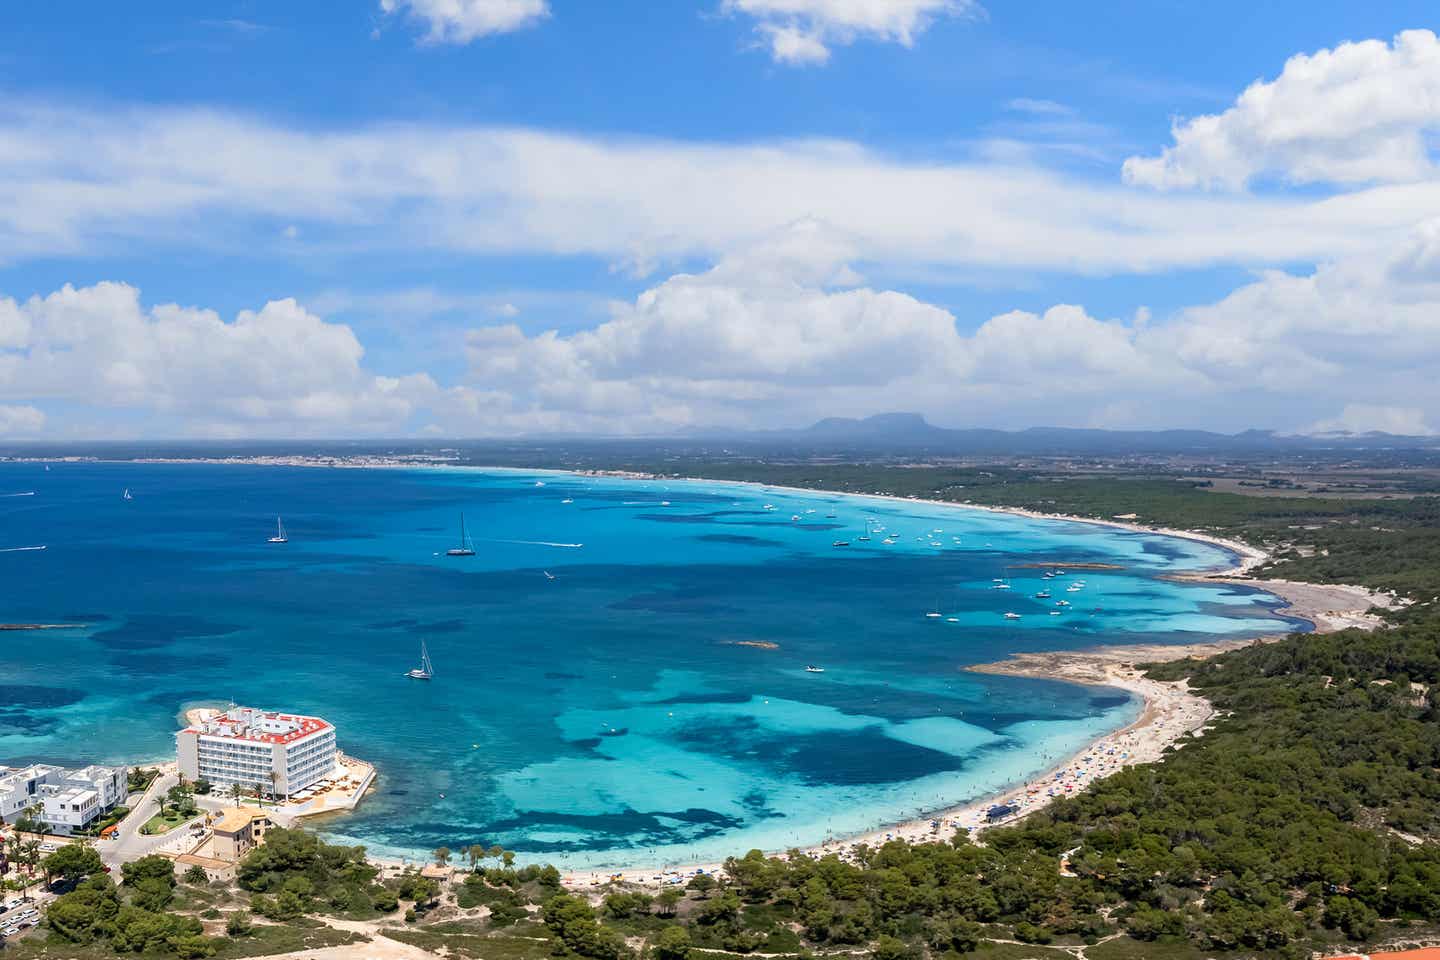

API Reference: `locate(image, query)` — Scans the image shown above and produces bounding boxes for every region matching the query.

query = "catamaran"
[446,513,476,556]
[406,641,434,680]
[268,517,288,544]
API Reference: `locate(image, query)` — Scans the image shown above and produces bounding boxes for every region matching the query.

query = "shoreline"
[20,456,1395,882]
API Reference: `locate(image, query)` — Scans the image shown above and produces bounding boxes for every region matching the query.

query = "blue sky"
[3,1,1440,438]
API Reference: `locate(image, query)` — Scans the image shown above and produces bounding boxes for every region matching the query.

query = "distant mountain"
[705,413,1440,455]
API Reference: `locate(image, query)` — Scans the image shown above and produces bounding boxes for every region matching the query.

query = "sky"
[4,1,1440,439]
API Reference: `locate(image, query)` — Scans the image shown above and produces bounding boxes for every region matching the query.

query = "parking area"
[0,897,44,944]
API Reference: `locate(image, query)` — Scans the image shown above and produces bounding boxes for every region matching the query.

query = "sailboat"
[446,514,476,557]
[267,517,288,544]
[122,488,133,501]
[406,641,434,680]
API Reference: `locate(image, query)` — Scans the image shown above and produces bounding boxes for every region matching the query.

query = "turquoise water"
[0,462,1302,868]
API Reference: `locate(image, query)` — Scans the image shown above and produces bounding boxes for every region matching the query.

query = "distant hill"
[705,413,1440,455]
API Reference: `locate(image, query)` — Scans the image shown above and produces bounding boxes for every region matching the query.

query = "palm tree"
[229,782,245,808]
[266,771,280,804]
[19,838,41,901]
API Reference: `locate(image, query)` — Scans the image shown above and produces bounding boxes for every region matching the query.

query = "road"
[100,770,203,866]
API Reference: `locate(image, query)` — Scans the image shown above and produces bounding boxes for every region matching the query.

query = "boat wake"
[1,491,36,497]
[479,538,585,549]
[0,545,47,552]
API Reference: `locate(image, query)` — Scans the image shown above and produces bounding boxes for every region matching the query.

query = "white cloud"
[380,0,549,44]
[723,0,978,65]
[0,404,44,435]
[0,282,437,437]
[1124,29,1440,191]
[448,218,1440,434]
[9,219,1440,438]
[1307,404,1433,436]
[1006,98,1073,116]
[3,99,1439,277]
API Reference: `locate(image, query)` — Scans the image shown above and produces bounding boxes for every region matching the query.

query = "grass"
[139,809,197,836]
[385,927,555,960]
[966,942,1083,960]
[211,922,364,958]
[1085,937,1217,960]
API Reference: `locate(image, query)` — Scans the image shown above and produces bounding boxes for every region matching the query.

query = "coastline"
[23,455,1395,882]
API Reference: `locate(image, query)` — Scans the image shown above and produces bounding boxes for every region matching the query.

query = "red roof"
[183,712,331,745]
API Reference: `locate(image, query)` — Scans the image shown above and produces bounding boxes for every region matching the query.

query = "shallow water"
[0,462,1303,867]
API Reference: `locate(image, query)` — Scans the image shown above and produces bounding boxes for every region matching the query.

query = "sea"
[0,461,1304,869]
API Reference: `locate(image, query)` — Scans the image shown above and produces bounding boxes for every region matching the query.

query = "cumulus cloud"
[0,404,44,435]
[380,0,548,44]
[1307,404,1434,436]
[9,219,1440,438]
[2,99,1437,277]
[724,0,977,65]
[1124,29,1440,191]
[0,282,437,437]
[450,219,1440,434]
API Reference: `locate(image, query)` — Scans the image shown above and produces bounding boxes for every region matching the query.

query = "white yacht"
[268,517,288,544]
[406,640,435,680]
[446,513,476,557]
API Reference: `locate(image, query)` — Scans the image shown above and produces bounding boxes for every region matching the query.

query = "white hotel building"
[177,706,338,799]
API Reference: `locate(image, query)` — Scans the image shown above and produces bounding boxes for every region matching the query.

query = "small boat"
[1004,612,1022,620]
[1049,611,1062,616]
[1067,584,1083,593]
[561,498,574,504]
[804,665,825,673]
[535,480,546,487]
[762,504,776,511]
[1056,600,1070,607]
[791,515,801,521]
[446,513,476,557]
[993,582,1011,590]
[122,488,133,501]
[824,513,836,519]
[267,516,288,544]
[406,640,435,680]
[882,537,896,545]
[544,570,556,581]
[832,540,850,547]
[1034,590,1050,599]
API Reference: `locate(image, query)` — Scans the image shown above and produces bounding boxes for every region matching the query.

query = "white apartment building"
[176,706,338,798]
[0,764,61,822]
[0,763,129,835]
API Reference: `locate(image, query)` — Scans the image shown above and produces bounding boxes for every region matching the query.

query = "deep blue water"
[0,462,1303,867]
